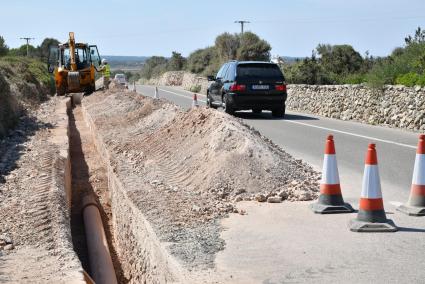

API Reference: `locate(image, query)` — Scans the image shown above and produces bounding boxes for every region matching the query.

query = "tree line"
[282,27,425,87]
[140,32,271,80]
[0,36,60,62]
[140,27,425,87]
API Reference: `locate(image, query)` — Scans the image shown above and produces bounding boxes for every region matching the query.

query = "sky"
[1,0,425,58]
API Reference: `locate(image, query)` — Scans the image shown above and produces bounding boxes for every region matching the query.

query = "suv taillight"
[275,84,287,91]
[230,83,246,92]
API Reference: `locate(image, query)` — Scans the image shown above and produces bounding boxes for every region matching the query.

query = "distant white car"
[114,73,128,88]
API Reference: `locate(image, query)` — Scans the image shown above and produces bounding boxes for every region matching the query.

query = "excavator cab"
[48,32,102,96]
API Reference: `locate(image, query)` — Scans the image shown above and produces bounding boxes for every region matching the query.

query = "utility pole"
[234,20,250,34]
[20,37,35,57]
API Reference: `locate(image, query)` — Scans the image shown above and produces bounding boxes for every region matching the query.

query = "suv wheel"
[207,93,217,109]
[272,105,286,118]
[224,94,234,115]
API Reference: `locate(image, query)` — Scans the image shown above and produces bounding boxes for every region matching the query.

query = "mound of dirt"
[83,87,320,271]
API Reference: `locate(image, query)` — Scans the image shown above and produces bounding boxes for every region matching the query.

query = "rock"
[0,234,12,244]
[233,196,243,203]
[3,244,14,251]
[267,196,282,203]
[191,205,201,212]
[298,191,313,201]
[255,194,267,202]
[278,190,289,200]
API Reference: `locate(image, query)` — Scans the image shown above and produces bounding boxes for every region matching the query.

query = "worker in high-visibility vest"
[99,58,111,89]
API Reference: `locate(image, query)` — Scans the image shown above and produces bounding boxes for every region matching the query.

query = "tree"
[167,51,186,71]
[215,33,240,62]
[186,47,219,75]
[38,38,60,61]
[8,44,37,57]
[140,56,168,79]
[0,36,8,56]
[405,27,425,46]
[237,32,271,61]
[316,44,363,75]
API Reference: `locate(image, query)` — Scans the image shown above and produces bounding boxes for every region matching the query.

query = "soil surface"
[83,87,320,271]
[0,97,84,283]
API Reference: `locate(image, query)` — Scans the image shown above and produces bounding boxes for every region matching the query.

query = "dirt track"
[0,97,84,283]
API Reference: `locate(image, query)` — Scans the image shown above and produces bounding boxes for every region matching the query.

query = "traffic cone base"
[311,135,354,214]
[310,202,354,214]
[397,135,425,216]
[348,219,397,232]
[397,204,425,216]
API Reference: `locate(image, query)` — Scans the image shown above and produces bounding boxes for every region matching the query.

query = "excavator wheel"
[57,85,67,96]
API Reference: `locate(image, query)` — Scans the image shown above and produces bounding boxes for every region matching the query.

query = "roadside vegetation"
[283,27,425,87]
[138,27,425,88]
[139,32,271,80]
[0,36,56,137]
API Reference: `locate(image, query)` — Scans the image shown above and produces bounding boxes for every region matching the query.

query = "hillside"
[0,56,53,138]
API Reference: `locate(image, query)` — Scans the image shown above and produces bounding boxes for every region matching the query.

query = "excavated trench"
[68,103,126,283]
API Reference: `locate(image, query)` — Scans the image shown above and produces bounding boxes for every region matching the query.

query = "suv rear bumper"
[227,92,287,110]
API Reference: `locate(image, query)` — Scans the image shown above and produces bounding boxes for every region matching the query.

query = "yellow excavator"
[48,32,102,96]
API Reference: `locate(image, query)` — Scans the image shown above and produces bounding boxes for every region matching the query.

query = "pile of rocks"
[287,84,425,131]
[148,71,209,94]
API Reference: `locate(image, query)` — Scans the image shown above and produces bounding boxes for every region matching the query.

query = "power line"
[234,20,250,34]
[20,37,35,57]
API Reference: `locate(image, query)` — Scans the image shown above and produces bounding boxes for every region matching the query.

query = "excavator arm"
[69,32,77,71]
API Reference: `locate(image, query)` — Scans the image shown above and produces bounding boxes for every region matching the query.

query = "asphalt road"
[136,84,420,204]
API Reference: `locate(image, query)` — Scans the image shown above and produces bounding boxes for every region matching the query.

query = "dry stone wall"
[287,84,425,131]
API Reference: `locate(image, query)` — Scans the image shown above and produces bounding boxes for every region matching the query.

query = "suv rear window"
[237,64,283,78]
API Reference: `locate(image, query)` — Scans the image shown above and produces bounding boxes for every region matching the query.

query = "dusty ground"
[0,97,84,283]
[83,87,320,273]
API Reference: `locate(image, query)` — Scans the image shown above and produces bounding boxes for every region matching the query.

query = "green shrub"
[395,72,425,86]
[341,73,367,84]
[189,85,201,93]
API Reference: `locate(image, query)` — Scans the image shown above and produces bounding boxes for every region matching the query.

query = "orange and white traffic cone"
[349,144,397,232]
[192,93,199,108]
[398,134,425,216]
[311,135,354,214]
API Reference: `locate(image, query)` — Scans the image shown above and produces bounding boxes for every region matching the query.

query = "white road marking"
[389,201,403,207]
[138,85,416,149]
[162,86,207,97]
[158,88,207,103]
[283,120,416,149]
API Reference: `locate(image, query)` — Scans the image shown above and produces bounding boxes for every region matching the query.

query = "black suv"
[207,61,287,117]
